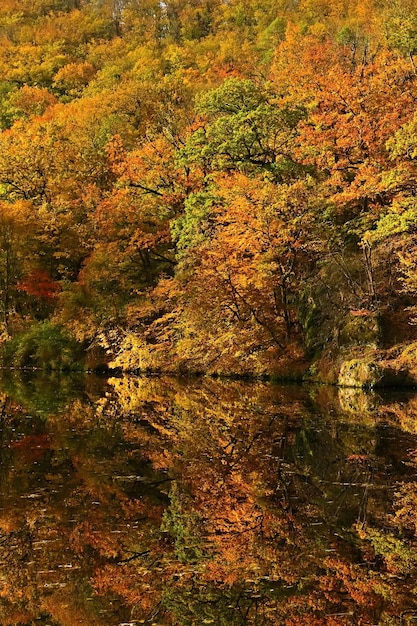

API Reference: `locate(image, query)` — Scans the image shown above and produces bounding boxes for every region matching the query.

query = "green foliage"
[181,78,306,180]
[0,321,83,370]
[370,206,417,245]
[364,526,417,574]
[196,78,266,116]
[383,5,417,55]
[387,113,417,160]
[161,482,207,564]
[0,81,18,130]
[258,16,287,51]
[171,189,219,256]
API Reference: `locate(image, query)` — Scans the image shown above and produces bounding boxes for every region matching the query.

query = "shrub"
[0,321,83,370]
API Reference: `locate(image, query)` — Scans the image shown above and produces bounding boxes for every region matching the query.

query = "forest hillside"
[1,0,417,383]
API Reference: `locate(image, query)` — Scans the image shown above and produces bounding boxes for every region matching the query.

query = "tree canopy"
[1,0,417,375]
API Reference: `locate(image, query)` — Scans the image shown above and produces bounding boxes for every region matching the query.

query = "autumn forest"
[0,0,417,380]
[4,3,417,624]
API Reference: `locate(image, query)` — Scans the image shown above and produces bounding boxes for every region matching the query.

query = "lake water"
[0,371,417,624]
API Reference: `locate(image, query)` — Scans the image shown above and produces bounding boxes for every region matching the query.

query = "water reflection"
[0,373,417,624]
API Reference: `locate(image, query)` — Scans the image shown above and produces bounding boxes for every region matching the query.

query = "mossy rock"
[339,357,411,389]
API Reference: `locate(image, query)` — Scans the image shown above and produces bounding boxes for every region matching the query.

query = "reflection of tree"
[0,374,417,623]
[102,377,417,623]
[0,374,168,625]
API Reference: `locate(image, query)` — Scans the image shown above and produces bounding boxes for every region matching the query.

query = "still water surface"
[0,372,417,624]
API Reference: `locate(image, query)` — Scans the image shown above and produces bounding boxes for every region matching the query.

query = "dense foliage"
[1,0,417,374]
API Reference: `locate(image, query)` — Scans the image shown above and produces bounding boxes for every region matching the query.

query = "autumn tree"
[180,77,306,181]
[0,200,36,334]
